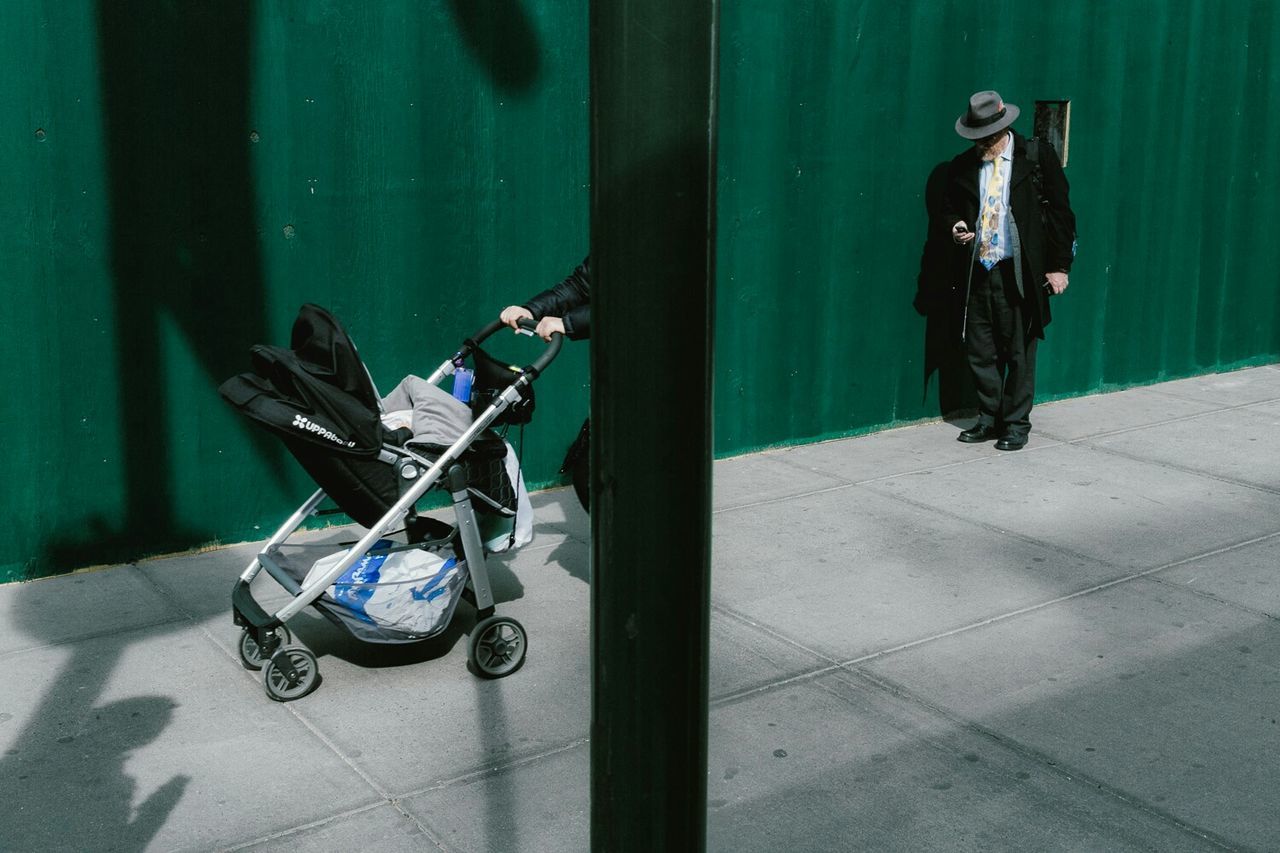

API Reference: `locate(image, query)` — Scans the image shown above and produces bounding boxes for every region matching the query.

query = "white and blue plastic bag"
[303,540,467,637]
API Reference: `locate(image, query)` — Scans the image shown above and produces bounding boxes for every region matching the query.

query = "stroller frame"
[230,318,561,700]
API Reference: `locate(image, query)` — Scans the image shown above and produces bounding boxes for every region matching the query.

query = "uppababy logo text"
[292,414,356,447]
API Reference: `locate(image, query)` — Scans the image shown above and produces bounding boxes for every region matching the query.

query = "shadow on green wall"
[915,159,976,419]
[446,0,543,93]
[41,2,280,581]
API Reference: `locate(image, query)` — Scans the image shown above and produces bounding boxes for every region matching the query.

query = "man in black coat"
[944,91,1076,450]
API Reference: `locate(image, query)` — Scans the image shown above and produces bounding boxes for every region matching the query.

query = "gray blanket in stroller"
[380,375,472,448]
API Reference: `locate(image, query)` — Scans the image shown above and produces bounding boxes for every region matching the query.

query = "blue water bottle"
[451,366,474,403]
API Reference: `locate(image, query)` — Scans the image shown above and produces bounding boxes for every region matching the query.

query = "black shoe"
[995,434,1028,451]
[957,423,1000,443]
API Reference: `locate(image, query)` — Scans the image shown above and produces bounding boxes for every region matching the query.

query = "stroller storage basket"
[263,539,466,643]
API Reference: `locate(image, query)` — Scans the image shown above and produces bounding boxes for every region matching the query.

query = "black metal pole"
[589,1,718,851]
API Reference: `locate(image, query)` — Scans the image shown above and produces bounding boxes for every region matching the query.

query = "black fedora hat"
[955,90,1020,139]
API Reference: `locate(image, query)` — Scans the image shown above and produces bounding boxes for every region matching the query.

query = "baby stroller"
[219,304,560,701]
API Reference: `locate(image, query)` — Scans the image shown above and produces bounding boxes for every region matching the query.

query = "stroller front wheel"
[468,615,527,678]
[262,646,320,701]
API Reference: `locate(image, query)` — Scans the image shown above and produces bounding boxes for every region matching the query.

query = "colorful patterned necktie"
[978,156,1005,270]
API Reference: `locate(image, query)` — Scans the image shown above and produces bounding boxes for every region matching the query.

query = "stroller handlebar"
[462,318,563,378]
[515,318,564,376]
[468,319,507,344]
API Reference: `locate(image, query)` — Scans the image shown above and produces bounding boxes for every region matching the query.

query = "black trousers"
[965,259,1038,436]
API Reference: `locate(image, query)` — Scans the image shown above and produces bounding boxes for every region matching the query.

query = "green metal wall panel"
[5,1,1279,581]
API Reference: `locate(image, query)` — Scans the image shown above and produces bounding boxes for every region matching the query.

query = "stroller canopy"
[220,304,386,457]
[221,304,526,530]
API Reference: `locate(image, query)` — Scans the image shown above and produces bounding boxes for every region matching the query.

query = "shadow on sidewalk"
[0,632,188,852]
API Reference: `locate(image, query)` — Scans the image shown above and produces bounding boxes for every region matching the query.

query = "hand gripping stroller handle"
[516,318,563,377]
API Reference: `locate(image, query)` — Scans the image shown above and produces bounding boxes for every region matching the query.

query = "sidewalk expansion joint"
[729,391,1280,515]
[282,704,394,798]
[845,668,1249,853]
[1147,573,1280,623]
[1035,393,1280,445]
[862,482,1130,575]
[395,736,591,801]
[716,439,1067,517]
[713,477,859,515]
[1075,441,1280,499]
[707,603,845,706]
[1143,387,1280,412]
[0,614,190,660]
[232,734,615,851]
[219,799,449,853]
[709,530,1280,709]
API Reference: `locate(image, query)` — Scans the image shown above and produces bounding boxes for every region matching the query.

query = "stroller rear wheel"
[262,646,320,701]
[238,625,294,671]
[468,615,527,678]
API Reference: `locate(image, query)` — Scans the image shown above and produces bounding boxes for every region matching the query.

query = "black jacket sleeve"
[522,256,592,340]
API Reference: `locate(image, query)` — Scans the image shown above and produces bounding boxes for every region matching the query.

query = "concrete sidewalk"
[3,365,1278,852]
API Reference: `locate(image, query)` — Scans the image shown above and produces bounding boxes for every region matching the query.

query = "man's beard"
[977,134,1009,161]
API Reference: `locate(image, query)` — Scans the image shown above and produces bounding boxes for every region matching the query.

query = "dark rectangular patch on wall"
[1034,100,1071,166]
